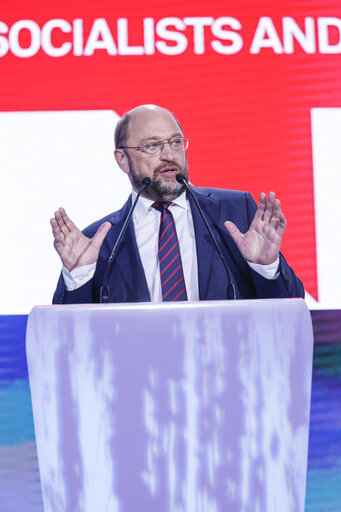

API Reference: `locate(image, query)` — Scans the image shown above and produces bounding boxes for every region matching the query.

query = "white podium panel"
[26,299,313,512]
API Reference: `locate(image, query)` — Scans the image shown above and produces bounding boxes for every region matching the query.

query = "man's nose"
[160,141,175,160]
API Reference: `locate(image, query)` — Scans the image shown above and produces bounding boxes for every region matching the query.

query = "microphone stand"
[176,173,236,300]
[100,177,151,303]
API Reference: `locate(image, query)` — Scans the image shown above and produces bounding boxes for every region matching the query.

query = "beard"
[126,153,189,202]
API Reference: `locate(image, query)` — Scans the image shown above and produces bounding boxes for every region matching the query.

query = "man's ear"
[114,149,130,174]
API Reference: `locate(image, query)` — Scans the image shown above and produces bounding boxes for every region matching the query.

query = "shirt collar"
[132,188,188,224]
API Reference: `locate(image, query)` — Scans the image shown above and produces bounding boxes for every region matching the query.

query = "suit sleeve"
[52,273,95,304]
[249,256,305,298]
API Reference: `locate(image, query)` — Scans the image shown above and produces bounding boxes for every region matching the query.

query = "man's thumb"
[93,222,111,247]
[224,221,243,247]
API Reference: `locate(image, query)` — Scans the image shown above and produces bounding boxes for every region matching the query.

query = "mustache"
[153,161,182,174]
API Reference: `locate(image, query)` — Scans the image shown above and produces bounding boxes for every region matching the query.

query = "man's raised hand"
[50,207,111,272]
[224,192,287,265]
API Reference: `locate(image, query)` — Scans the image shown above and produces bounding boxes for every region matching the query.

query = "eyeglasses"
[119,136,190,156]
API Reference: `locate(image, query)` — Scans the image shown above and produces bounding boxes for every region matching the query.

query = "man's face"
[119,108,189,202]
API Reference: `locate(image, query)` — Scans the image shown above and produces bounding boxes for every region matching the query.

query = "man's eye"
[170,137,182,147]
[144,141,161,151]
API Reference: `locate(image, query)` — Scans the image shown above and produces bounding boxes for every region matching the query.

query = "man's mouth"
[158,166,179,178]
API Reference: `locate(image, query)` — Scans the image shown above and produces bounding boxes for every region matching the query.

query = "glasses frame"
[119,136,190,156]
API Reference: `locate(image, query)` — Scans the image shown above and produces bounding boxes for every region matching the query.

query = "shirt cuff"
[62,263,96,291]
[247,257,280,280]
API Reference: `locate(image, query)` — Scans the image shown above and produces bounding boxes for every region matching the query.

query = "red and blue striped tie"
[152,202,188,301]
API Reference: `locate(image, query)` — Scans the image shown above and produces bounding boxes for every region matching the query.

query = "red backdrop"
[2,0,341,299]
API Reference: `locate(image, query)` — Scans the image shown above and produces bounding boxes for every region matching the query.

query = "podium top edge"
[29,298,307,315]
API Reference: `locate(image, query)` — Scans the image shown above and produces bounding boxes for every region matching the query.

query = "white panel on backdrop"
[0,110,129,314]
[311,108,341,304]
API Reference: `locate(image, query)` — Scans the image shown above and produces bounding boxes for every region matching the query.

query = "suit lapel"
[103,197,151,302]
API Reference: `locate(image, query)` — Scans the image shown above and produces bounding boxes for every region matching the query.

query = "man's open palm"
[50,207,111,272]
[224,192,286,265]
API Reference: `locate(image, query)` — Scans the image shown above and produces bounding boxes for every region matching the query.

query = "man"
[51,104,304,304]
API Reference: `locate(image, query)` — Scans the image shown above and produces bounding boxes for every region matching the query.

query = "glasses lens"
[143,141,163,155]
[169,136,184,151]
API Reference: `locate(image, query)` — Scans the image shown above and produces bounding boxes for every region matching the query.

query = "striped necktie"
[152,202,188,301]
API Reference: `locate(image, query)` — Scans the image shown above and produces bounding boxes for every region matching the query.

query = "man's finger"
[252,192,267,222]
[50,217,63,242]
[92,222,112,250]
[54,208,70,235]
[224,221,243,249]
[263,191,276,222]
[269,198,282,225]
[276,213,287,235]
[58,207,78,233]
[50,217,59,235]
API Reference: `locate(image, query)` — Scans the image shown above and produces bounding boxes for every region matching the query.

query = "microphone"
[176,173,236,300]
[100,177,151,303]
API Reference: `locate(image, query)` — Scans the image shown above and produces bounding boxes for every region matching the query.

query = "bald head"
[114,105,183,149]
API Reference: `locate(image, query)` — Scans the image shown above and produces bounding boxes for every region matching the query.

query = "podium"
[26,299,313,512]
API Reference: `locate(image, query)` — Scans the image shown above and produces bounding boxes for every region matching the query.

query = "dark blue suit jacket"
[53,187,304,304]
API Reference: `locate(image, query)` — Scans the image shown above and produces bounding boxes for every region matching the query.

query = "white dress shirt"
[62,191,279,300]
[131,191,198,301]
